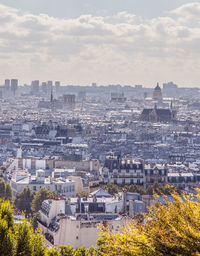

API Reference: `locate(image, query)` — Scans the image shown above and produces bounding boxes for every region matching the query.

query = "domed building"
[153,83,163,101]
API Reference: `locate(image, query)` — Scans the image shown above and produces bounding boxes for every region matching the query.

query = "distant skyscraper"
[55,81,60,87]
[5,79,10,91]
[42,82,47,93]
[55,81,60,93]
[31,80,39,94]
[47,81,53,91]
[11,79,18,95]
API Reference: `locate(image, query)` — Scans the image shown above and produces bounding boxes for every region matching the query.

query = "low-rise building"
[10,169,75,197]
[38,196,125,248]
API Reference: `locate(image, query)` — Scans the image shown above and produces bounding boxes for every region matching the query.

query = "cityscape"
[0,0,200,255]
[0,79,200,249]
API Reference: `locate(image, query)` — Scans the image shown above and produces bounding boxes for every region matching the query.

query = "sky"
[0,0,199,87]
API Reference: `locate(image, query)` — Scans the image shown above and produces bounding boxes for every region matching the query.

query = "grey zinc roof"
[90,188,112,198]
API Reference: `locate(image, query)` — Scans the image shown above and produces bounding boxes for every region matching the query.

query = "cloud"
[113,11,136,23]
[172,2,200,20]
[0,3,199,86]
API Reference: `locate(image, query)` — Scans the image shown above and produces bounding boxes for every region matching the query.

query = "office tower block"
[31,80,40,94]
[55,81,61,93]
[42,82,47,93]
[5,79,10,91]
[47,81,53,91]
[11,79,18,95]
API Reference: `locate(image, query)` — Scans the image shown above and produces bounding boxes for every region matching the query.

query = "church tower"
[153,82,163,101]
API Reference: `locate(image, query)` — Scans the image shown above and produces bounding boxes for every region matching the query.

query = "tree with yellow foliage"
[97,189,200,256]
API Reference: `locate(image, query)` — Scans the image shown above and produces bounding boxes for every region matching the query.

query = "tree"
[74,247,88,256]
[31,188,52,214]
[59,245,75,256]
[46,247,60,256]
[31,229,46,256]
[15,220,46,256]
[5,184,12,201]
[145,183,180,196]
[97,189,200,256]
[0,200,46,256]
[0,200,14,229]
[103,184,120,195]
[125,185,145,194]
[14,187,35,216]
[0,179,12,201]
[0,178,6,199]
[15,221,34,256]
[31,211,40,229]
[0,201,15,256]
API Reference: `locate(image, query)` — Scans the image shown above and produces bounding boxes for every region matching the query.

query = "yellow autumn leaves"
[97,189,200,256]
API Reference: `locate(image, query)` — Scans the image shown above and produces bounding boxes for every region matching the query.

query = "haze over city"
[1,1,200,255]
[0,0,199,86]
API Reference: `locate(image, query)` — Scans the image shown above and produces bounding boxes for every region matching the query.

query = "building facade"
[102,155,144,186]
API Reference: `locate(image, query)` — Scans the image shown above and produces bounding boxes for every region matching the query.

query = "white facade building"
[38,198,125,248]
[10,169,75,197]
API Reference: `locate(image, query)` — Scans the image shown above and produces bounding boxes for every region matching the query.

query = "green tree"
[59,245,75,256]
[0,200,46,256]
[0,178,6,199]
[15,220,46,256]
[103,184,120,195]
[31,229,46,256]
[5,184,12,201]
[31,188,52,214]
[0,219,15,256]
[145,183,180,195]
[125,184,145,194]
[0,200,14,229]
[0,179,12,201]
[31,211,40,229]
[14,187,35,216]
[0,201,15,256]
[15,221,34,256]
